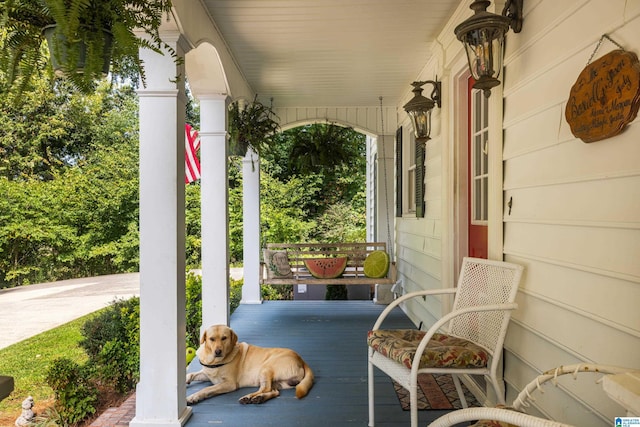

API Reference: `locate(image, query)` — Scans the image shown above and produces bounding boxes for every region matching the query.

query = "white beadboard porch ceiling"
[200,0,460,108]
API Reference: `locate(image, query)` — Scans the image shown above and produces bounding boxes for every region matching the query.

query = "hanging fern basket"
[228,97,280,157]
[43,24,113,78]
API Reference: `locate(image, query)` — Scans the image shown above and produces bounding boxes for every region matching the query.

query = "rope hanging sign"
[565,34,640,143]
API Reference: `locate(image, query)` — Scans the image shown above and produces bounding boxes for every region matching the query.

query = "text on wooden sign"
[565,49,640,143]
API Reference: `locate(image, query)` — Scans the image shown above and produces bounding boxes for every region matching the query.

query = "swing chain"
[379,96,394,260]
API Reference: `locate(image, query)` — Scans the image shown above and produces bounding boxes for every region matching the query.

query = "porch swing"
[259,104,397,290]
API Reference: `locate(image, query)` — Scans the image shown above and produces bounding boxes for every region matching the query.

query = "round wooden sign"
[565,49,640,143]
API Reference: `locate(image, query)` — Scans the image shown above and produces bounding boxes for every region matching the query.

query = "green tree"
[264,123,366,218]
[259,172,317,247]
[0,177,77,286]
[0,78,82,180]
[62,85,140,275]
[0,80,140,287]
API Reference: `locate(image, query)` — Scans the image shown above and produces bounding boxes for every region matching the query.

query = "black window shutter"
[395,127,403,217]
[415,140,425,218]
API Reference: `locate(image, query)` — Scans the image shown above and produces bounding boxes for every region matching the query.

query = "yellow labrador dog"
[186,325,314,405]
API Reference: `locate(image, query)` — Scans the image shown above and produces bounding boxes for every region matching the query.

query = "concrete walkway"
[0,273,140,350]
[0,269,244,350]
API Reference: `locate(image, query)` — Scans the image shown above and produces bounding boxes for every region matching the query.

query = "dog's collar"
[198,359,227,369]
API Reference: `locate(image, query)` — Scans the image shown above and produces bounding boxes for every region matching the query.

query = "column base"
[129,406,192,427]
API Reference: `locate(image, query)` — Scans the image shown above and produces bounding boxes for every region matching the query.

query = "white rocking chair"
[367,257,524,427]
[428,363,634,427]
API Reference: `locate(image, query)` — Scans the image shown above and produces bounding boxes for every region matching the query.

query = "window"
[471,89,488,224]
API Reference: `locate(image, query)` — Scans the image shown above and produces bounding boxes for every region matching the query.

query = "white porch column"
[241,148,262,304]
[200,95,231,327]
[131,32,191,427]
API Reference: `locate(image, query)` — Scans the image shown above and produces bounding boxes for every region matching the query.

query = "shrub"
[45,358,98,426]
[79,297,140,393]
[97,339,139,394]
[79,298,139,358]
[186,272,202,349]
[326,285,348,300]
[261,284,293,300]
[230,277,243,313]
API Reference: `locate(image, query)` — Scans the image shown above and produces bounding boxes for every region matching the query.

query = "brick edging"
[88,393,136,427]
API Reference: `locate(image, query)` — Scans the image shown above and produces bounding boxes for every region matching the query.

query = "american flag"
[185,123,201,184]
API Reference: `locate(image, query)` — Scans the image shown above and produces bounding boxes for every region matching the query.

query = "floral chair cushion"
[367,329,489,369]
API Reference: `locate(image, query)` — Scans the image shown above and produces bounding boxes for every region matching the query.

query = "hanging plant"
[0,0,176,95]
[228,95,280,157]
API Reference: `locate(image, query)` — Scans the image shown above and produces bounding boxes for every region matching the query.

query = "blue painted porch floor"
[185,300,453,426]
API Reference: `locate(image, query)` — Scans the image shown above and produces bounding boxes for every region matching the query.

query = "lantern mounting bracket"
[502,0,523,33]
[412,79,441,109]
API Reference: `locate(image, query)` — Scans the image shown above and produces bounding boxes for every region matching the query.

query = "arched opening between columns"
[237,119,395,303]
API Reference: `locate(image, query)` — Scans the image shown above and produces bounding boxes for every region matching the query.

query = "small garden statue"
[15,396,35,426]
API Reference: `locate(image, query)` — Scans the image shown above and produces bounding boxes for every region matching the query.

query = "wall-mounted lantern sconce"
[454,0,523,97]
[403,79,441,142]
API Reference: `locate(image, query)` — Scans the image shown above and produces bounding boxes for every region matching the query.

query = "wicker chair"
[428,363,633,427]
[367,257,524,427]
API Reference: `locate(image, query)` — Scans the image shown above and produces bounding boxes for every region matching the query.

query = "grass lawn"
[0,313,94,423]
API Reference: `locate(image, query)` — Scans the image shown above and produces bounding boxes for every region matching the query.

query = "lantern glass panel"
[462,27,505,81]
[409,109,432,140]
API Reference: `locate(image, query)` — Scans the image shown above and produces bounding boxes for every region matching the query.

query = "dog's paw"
[185,372,196,384]
[186,394,200,405]
[239,394,266,404]
[250,395,266,404]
